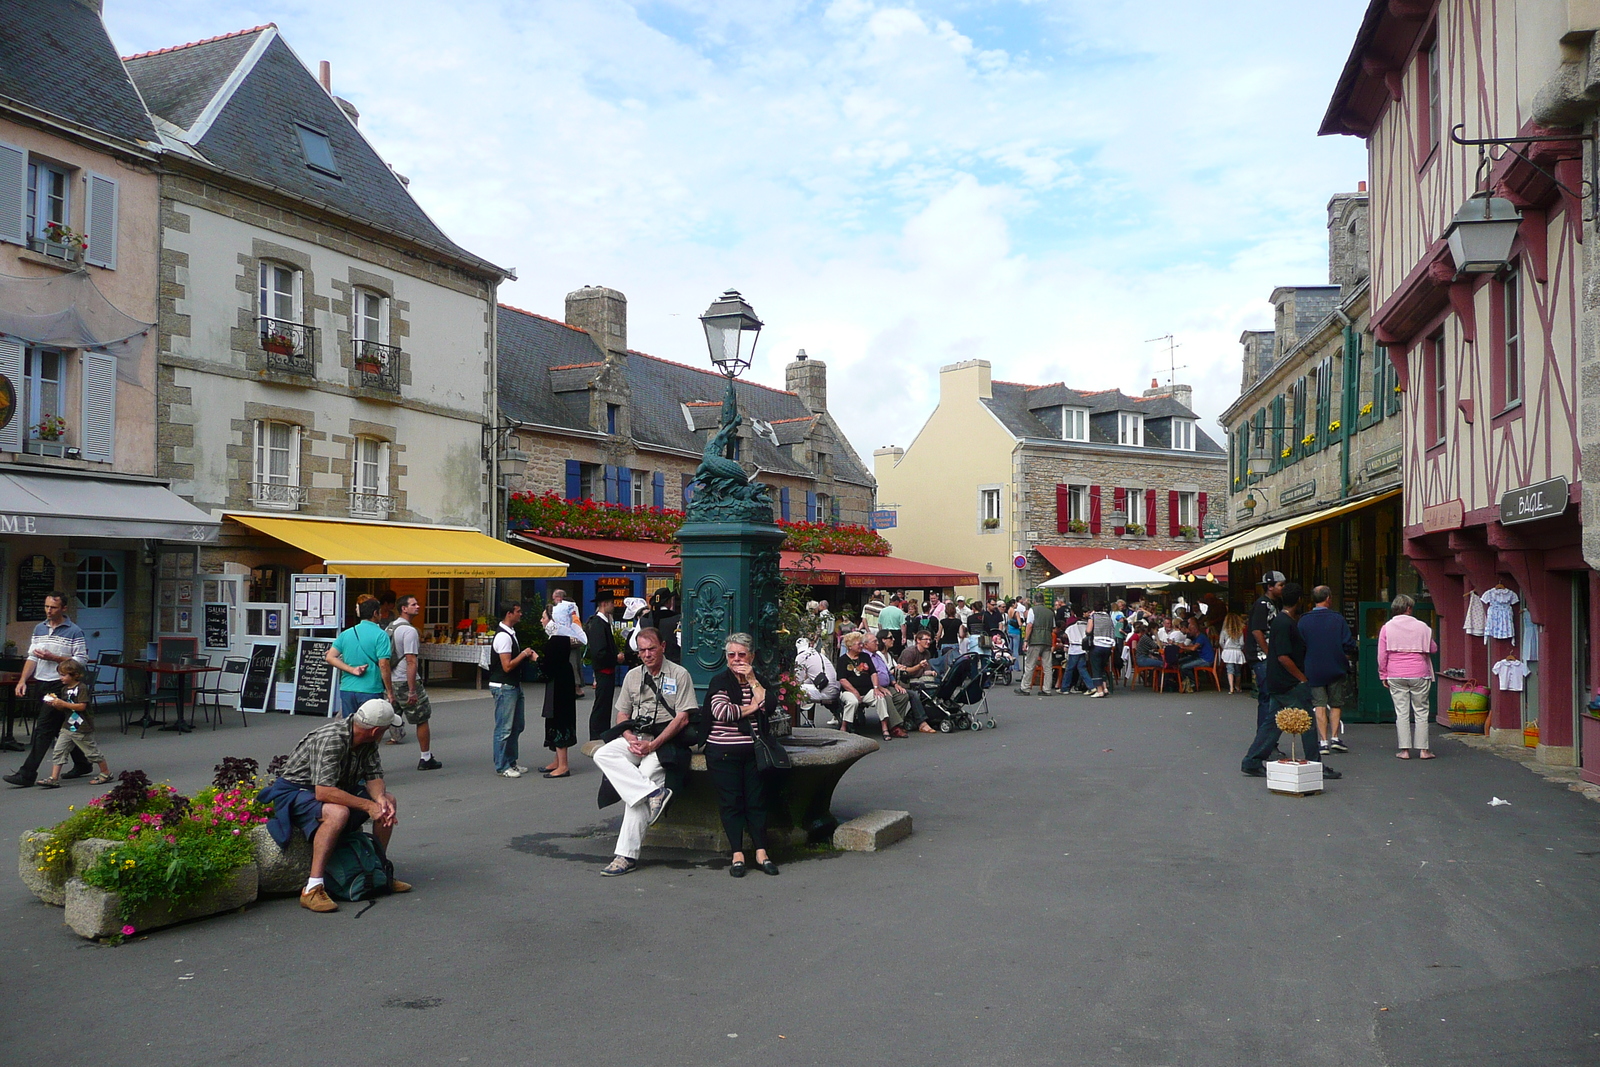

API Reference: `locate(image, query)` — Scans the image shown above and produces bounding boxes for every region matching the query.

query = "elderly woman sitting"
[834,630,902,740]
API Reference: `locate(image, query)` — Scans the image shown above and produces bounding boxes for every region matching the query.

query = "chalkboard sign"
[16,554,55,622]
[203,603,230,650]
[292,638,336,717]
[238,641,279,712]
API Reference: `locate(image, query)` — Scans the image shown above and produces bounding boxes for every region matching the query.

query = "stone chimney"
[1239,329,1276,388]
[565,286,628,360]
[1327,183,1369,292]
[1142,378,1194,412]
[786,349,827,414]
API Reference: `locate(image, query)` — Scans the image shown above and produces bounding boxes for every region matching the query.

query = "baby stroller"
[916,652,998,733]
[986,645,1016,689]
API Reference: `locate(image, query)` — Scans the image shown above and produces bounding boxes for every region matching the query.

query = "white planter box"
[1266,760,1323,796]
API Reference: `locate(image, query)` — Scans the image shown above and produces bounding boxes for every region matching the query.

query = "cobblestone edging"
[1440,732,1600,804]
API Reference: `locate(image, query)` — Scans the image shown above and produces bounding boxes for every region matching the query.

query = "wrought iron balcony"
[249,481,308,510]
[257,317,317,375]
[353,339,400,393]
[349,489,395,518]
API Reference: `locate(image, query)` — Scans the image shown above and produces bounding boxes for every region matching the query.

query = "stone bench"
[581,727,880,852]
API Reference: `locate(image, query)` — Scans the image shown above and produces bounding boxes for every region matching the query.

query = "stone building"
[497,288,875,526]
[1169,186,1411,721]
[874,359,1228,601]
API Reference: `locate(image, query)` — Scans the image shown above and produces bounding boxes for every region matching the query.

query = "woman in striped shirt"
[705,633,779,877]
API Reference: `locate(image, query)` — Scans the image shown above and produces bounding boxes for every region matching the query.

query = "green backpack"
[325,831,393,901]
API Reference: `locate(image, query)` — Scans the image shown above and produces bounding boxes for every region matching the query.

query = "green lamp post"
[677,290,788,696]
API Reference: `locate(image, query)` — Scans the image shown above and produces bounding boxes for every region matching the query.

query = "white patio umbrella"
[1038,557,1179,589]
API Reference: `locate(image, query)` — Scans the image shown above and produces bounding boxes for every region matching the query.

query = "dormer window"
[295,124,340,178]
[1171,418,1195,451]
[1062,407,1089,442]
[1118,412,1144,447]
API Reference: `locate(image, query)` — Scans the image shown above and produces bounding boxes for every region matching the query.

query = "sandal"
[600,856,637,877]
[89,773,112,785]
[1395,751,1411,759]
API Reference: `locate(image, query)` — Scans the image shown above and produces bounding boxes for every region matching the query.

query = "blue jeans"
[1088,646,1112,689]
[338,688,381,718]
[1252,658,1272,729]
[1059,653,1089,691]
[1178,654,1207,685]
[492,683,526,772]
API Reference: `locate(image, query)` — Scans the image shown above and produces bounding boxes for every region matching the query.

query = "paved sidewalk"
[4,687,1598,1066]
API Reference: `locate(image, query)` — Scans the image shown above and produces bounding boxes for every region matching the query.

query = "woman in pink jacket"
[1377,595,1439,759]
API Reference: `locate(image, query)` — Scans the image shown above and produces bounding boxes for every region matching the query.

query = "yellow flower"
[1328,420,1340,432]
[1360,402,1373,416]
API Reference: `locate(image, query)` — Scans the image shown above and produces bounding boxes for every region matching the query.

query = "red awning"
[512,535,680,573]
[795,552,979,589]
[1035,545,1187,575]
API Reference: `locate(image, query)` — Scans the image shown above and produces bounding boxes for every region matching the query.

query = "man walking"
[326,597,393,718]
[1246,572,1285,730]
[387,594,440,770]
[1241,582,1342,780]
[1016,598,1056,696]
[4,591,90,786]
[490,602,537,778]
[585,590,623,740]
[1299,585,1358,753]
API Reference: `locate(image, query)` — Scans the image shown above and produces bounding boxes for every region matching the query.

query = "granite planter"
[250,825,312,895]
[19,832,118,906]
[64,863,258,940]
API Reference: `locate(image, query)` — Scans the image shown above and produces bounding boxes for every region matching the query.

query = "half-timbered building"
[1322,0,1598,771]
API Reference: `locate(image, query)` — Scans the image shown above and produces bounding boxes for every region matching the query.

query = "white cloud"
[105,0,1370,462]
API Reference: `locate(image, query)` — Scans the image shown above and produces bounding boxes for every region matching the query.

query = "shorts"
[1310,685,1339,709]
[52,729,102,765]
[395,680,432,725]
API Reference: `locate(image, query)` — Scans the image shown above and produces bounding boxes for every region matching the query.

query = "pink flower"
[121,924,136,935]
[232,828,240,835]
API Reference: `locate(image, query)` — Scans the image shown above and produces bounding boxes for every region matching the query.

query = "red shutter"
[1146,489,1157,537]
[1056,484,1070,534]
[1168,490,1180,536]
[1113,487,1127,536]
[1089,485,1102,534]
[1197,492,1208,531]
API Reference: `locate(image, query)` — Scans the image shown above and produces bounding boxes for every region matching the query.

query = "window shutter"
[252,420,265,482]
[80,351,116,462]
[1056,484,1070,533]
[565,459,581,500]
[652,471,665,509]
[602,465,617,504]
[805,490,816,522]
[1168,490,1180,536]
[0,142,24,245]
[1089,485,1102,534]
[379,441,391,496]
[779,486,790,521]
[83,173,118,269]
[1197,492,1208,530]
[1145,489,1156,537]
[618,466,632,507]
[292,269,305,321]
[289,425,302,488]
[0,338,22,450]
[1113,487,1127,535]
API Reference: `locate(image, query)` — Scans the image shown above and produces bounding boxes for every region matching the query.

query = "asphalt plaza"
[4,684,1599,1067]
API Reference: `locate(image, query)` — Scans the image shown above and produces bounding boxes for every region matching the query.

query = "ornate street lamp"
[700,289,763,378]
[1444,193,1522,274]
[1247,444,1273,477]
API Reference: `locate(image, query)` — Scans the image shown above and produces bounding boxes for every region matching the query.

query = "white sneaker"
[499,767,523,778]
[647,787,673,825]
[513,763,530,773]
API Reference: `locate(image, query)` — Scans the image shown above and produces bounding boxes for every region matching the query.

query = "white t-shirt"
[1491,658,1530,692]
[388,618,420,683]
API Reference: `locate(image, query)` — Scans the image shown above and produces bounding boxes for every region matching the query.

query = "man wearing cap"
[256,698,413,913]
[1240,582,1342,781]
[1246,572,1286,730]
[585,590,623,740]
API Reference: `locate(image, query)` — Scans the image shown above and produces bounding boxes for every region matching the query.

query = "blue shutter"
[602,465,617,504]
[780,486,790,521]
[565,459,581,501]
[618,466,632,507]
[805,490,816,522]
[652,471,664,509]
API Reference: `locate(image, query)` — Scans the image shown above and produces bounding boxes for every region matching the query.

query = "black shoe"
[729,861,747,878]
[418,756,442,770]
[1241,766,1267,777]
[61,767,90,780]
[760,860,780,876]
[3,772,29,787]
[1322,767,1343,780]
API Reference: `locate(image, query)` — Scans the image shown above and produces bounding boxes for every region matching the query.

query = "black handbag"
[749,697,791,771]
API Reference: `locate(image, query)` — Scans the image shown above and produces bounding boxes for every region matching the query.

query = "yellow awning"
[1164,489,1402,575]
[227,514,568,578]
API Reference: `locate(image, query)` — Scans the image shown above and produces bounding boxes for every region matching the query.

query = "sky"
[104,0,1372,464]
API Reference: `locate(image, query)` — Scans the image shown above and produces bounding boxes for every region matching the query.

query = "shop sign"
[868,509,897,530]
[1364,447,1401,476]
[1422,499,1464,533]
[291,638,336,716]
[1279,481,1316,506]
[203,603,230,650]
[595,575,634,605]
[291,573,344,630]
[1500,477,1569,526]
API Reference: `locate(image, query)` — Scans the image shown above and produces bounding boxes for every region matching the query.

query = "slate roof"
[124,26,504,277]
[496,305,874,487]
[983,381,1226,455]
[0,0,156,146]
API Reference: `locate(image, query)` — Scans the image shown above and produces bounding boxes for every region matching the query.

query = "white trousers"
[593,737,665,860]
[1022,646,1054,693]
[1387,677,1433,750]
[840,690,901,728]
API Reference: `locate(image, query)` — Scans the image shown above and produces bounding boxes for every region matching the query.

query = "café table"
[120,662,214,735]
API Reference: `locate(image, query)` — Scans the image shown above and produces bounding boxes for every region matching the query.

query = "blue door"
[73,552,126,663]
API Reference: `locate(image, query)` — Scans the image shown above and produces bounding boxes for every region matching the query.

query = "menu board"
[15,554,55,622]
[203,602,230,650]
[291,573,344,630]
[238,641,279,712]
[291,638,336,717]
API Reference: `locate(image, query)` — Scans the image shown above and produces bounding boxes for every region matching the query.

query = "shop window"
[426,578,451,626]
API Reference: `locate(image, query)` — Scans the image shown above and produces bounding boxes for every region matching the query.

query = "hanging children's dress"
[1480,586,1519,641]
[1462,590,1487,637]
[1491,656,1530,692]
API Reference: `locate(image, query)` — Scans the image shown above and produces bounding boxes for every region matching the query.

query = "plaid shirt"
[278,718,383,792]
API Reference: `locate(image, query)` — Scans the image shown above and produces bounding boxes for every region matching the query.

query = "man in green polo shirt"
[326,597,393,718]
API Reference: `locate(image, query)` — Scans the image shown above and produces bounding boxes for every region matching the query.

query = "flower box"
[18,832,118,906]
[249,825,312,895]
[64,863,258,940]
[1265,760,1323,796]
[355,360,383,374]
[262,337,295,356]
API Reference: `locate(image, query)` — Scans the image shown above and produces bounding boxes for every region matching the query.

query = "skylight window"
[295,124,340,177]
